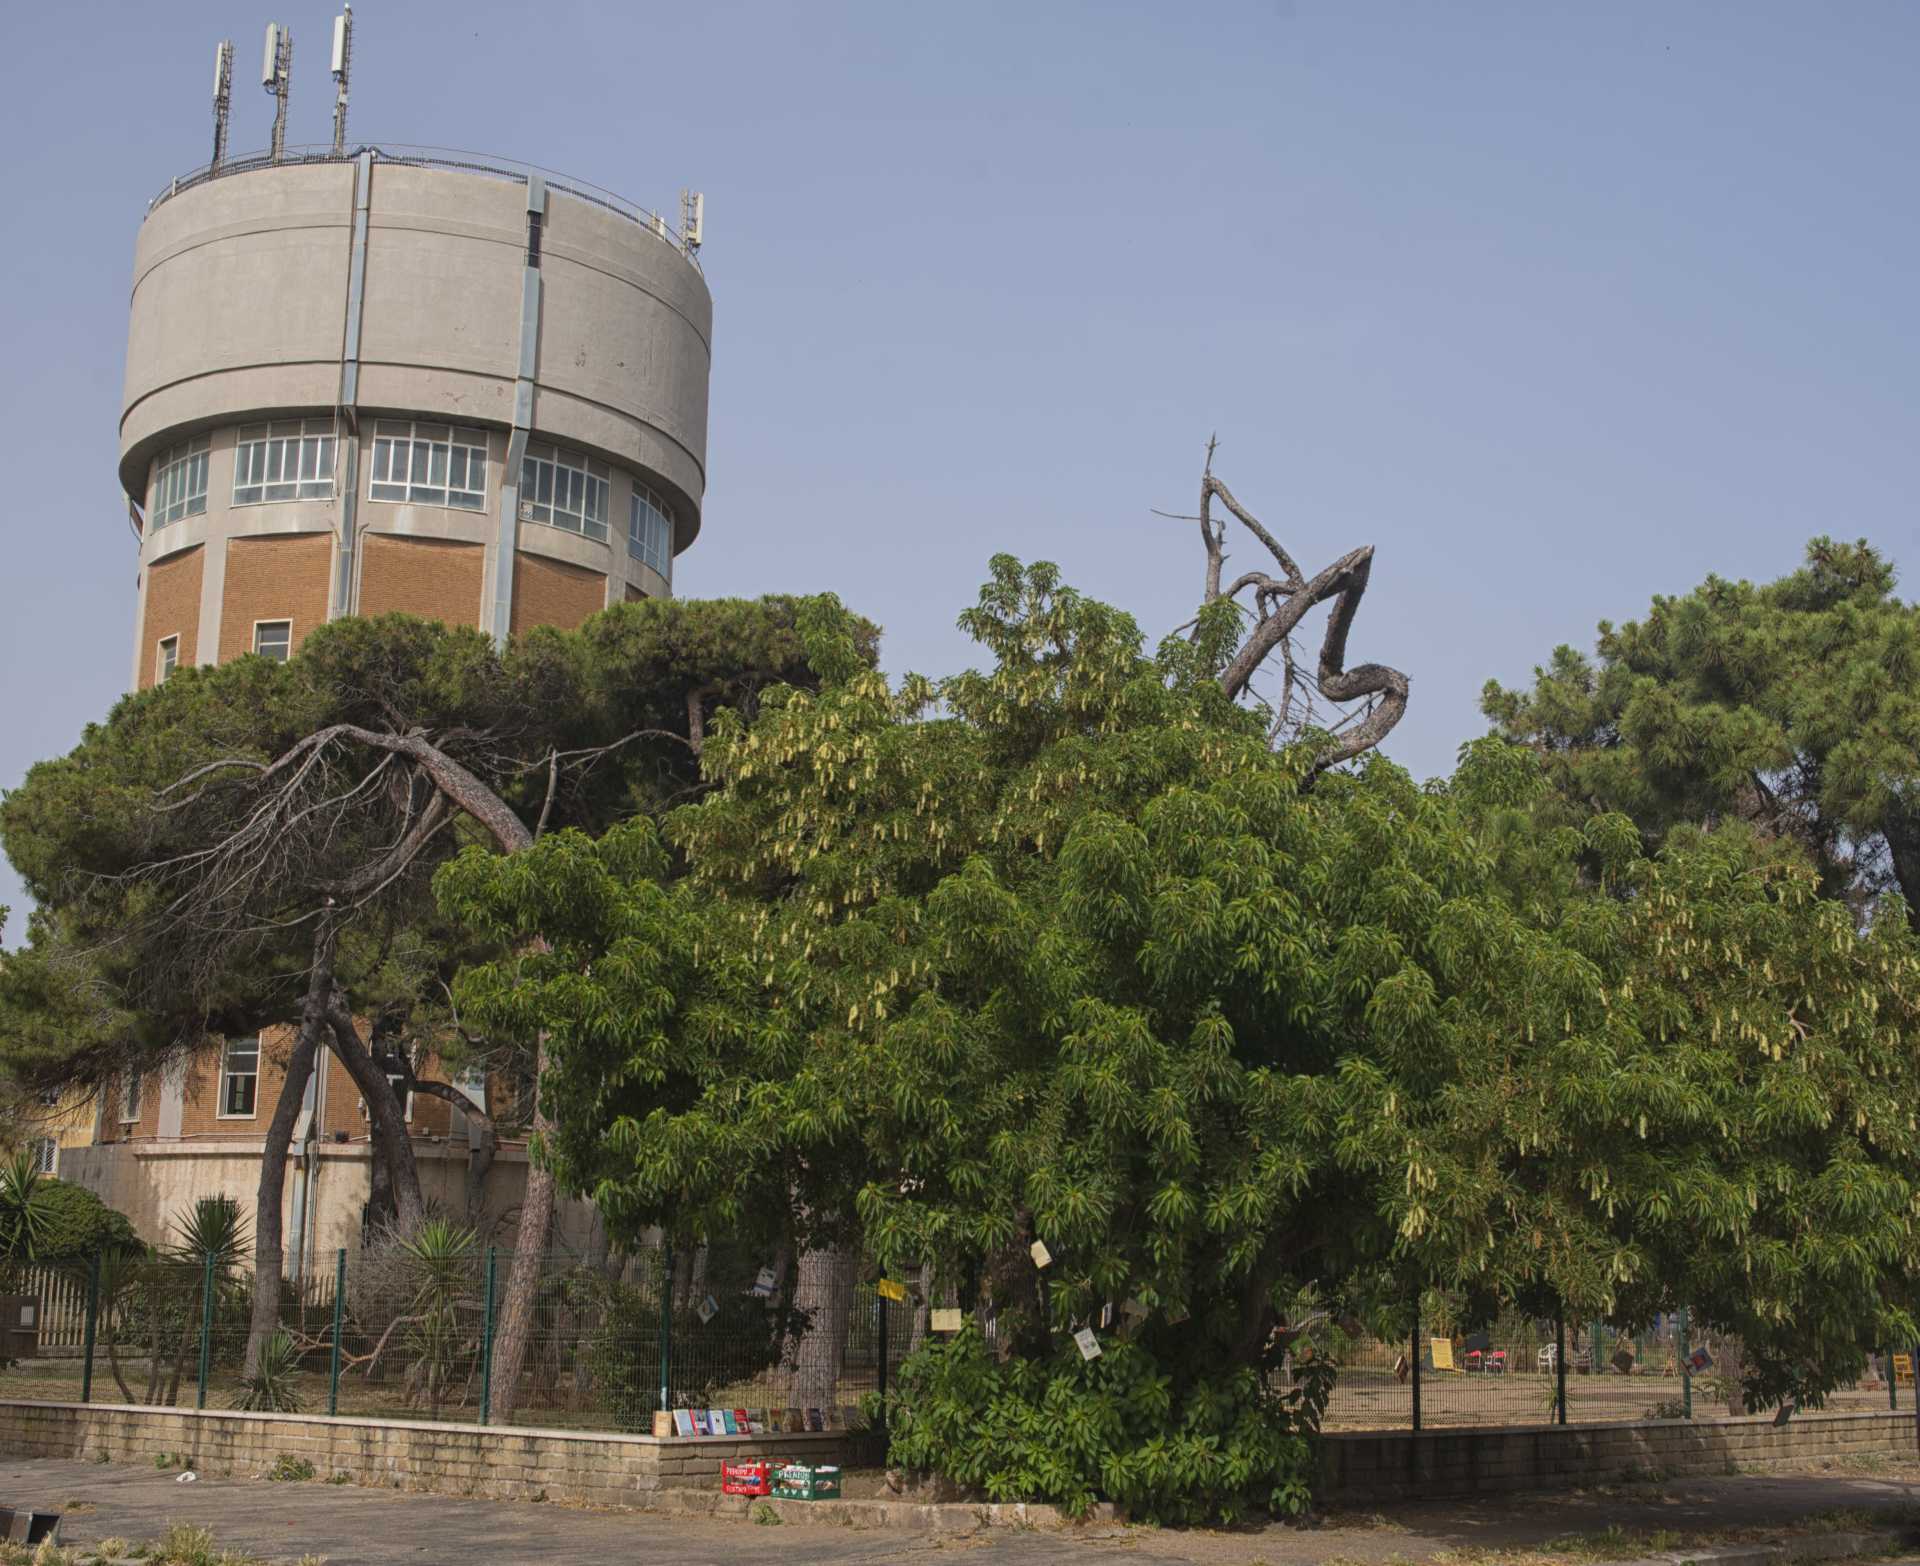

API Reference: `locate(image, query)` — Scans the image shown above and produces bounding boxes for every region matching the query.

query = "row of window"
[148,425,675,577]
[116,1044,486,1126]
[153,620,288,684]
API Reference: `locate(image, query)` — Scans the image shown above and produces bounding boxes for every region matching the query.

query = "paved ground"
[6,1455,1920,1565]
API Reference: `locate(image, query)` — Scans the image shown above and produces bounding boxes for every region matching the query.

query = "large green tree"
[0,595,861,1406]
[441,560,1920,1514]
[1483,537,1920,923]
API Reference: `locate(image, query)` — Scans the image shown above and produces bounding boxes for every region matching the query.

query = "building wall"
[215,533,335,662]
[136,546,204,690]
[356,534,486,625]
[510,551,608,635]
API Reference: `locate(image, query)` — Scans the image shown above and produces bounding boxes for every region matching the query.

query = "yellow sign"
[877,1278,908,1303]
[930,1308,963,1333]
[1429,1338,1457,1372]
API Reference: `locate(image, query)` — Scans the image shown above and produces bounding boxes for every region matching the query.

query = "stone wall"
[1323,1411,1915,1502]
[0,1402,873,1508]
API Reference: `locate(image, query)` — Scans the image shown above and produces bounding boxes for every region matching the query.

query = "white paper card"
[1073,1327,1101,1361]
[1029,1240,1052,1269]
[695,1294,718,1324]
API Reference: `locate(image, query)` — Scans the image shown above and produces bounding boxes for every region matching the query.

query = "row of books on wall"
[669,1406,851,1437]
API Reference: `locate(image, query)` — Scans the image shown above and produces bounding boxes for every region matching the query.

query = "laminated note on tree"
[751,1266,777,1298]
[1073,1327,1102,1361]
[1030,1240,1052,1269]
[930,1308,963,1333]
[695,1293,719,1324]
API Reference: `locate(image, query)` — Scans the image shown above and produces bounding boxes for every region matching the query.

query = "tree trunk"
[325,997,425,1233]
[485,1036,557,1421]
[788,1247,856,1411]
[242,935,333,1379]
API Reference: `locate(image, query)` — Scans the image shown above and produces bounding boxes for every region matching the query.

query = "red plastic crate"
[720,1460,772,1496]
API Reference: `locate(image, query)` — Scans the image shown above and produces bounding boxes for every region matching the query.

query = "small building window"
[220,1036,260,1118]
[155,635,179,684]
[359,1049,414,1123]
[253,621,292,661]
[627,484,673,583]
[150,436,210,529]
[121,1074,143,1125]
[233,419,337,505]
[521,443,610,542]
[29,1139,56,1177]
[368,421,488,510]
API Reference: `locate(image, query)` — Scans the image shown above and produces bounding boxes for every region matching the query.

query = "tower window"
[150,437,210,529]
[369,421,488,510]
[253,620,292,661]
[521,443,610,542]
[220,1036,260,1118]
[234,419,337,505]
[156,635,179,684]
[627,484,673,583]
[121,1074,143,1125]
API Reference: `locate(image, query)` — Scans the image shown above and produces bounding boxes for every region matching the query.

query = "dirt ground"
[4,1449,1920,1565]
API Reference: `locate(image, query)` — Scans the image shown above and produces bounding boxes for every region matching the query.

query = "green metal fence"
[0,1244,912,1431]
[0,1254,1906,1437]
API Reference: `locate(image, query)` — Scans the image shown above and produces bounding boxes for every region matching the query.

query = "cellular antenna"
[329,6,353,155]
[262,22,292,164]
[211,40,234,171]
[680,189,704,257]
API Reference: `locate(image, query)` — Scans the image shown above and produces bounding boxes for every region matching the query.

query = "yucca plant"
[232,1329,302,1413]
[396,1219,480,1412]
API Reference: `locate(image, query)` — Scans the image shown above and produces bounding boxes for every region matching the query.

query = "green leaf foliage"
[882,1326,1321,1524]
[440,557,1920,1474]
[1482,537,1920,918]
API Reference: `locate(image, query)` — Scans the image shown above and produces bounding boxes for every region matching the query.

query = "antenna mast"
[330,6,353,155]
[211,40,234,171]
[679,189,704,258]
[263,22,292,163]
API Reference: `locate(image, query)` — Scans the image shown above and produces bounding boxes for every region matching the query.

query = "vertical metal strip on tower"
[332,151,373,620]
[490,174,547,647]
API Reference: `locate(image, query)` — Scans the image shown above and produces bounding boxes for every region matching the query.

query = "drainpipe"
[489,174,547,647]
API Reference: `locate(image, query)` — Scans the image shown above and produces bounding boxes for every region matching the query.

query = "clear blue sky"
[2,2,1916,938]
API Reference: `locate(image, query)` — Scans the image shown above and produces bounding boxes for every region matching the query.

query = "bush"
[565,1267,801,1429]
[881,1327,1323,1525]
[33,1179,139,1264]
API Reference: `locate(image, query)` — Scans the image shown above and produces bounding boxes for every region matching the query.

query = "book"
[747,1412,767,1435]
[719,1409,739,1435]
[672,1409,695,1437]
[692,1409,711,1436]
[806,1408,824,1432]
[733,1407,752,1435]
[709,1408,730,1435]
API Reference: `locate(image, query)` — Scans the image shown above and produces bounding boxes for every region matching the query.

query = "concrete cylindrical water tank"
[119,152,711,690]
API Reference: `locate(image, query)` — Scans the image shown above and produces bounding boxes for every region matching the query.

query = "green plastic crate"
[771,1463,842,1500]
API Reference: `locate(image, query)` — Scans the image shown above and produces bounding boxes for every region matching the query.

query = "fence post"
[1555,1314,1568,1425]
[479,1246,499,1427]
[1410,1297,1422,1433]
[327,1249,346,1417]
[80,1255,100,1404]
[1677,1307,1691,1419]
[875,1289,889,1415]
[1912,1341,1919,1455]
[657,1240,673,1416]
[195,1252,216,1410]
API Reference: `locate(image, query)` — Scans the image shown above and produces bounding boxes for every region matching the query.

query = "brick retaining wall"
[1323,1411,1916,1502]
[0,1401,872,1508]
[0,1401,1907,1510]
